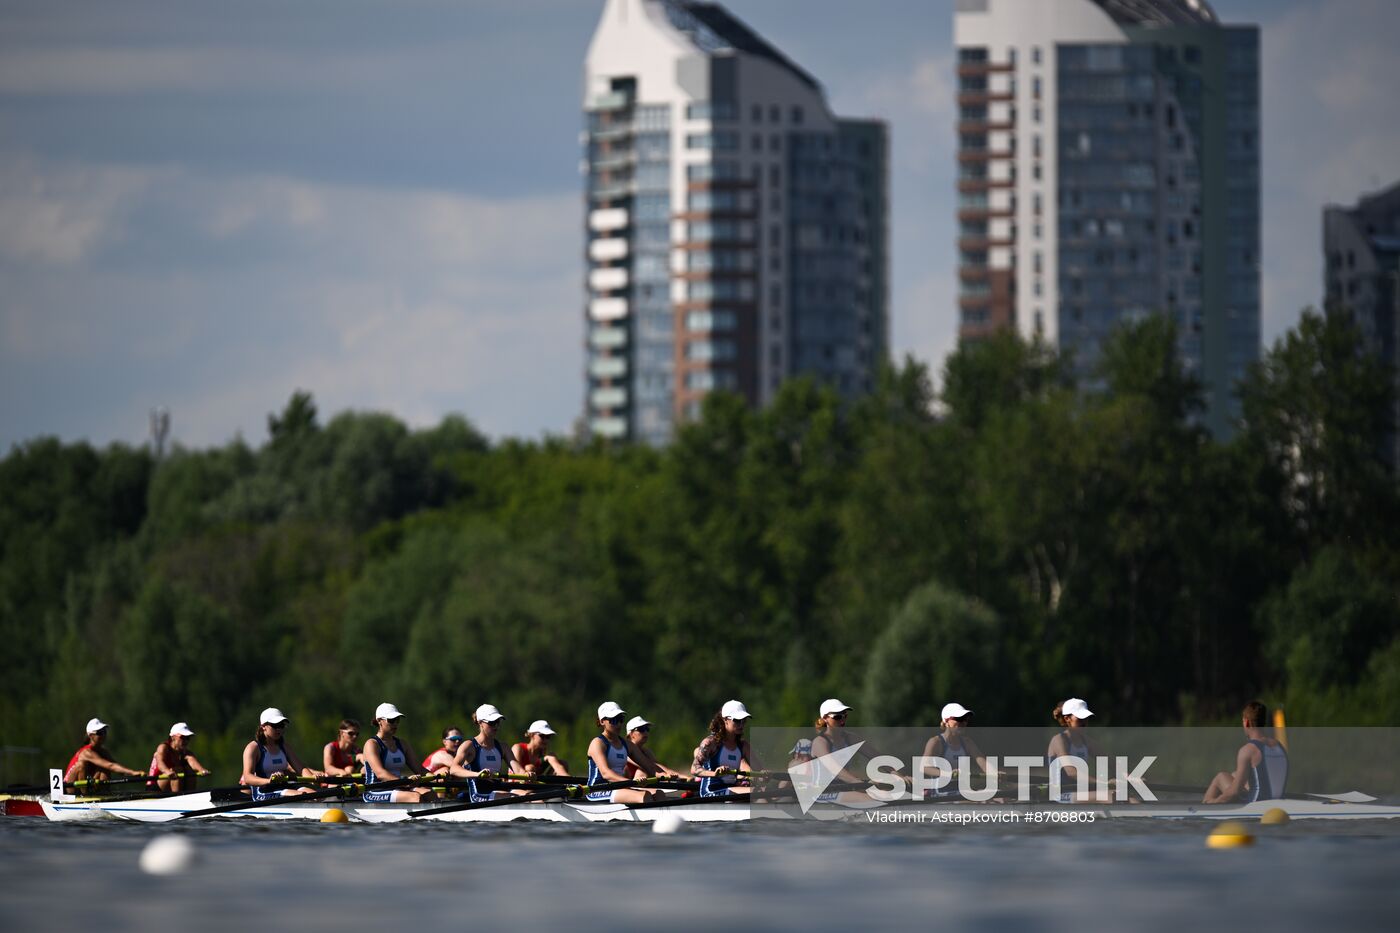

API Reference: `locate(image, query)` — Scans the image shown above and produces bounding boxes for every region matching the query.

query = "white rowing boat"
[38,793,1400,824]
[39,792,750,824]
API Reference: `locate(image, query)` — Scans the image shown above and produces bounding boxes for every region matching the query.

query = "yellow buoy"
[1206,820,1255,848]
[1260,807,1290,825]
[320,808,349,823]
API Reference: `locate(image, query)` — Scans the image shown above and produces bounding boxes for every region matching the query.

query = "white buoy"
[139,835,197,875]
[651,812,684,835]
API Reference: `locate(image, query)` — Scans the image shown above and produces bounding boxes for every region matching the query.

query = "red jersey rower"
[148,722,210,793]
[65,718,143,786]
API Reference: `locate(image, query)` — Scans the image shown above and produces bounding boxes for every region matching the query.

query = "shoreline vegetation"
[1,310,1397,781]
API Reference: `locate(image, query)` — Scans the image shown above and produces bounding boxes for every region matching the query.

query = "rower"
[921,702,991,798]
[1045,698,1107,802]
[362,702,434,803]
[322,718,362,777]
[513,720,570,779]
[241,708,321,799]
[451,704,528,802]
[1203,701,1289,804]
[587,701,662,804]
[810,698,900,803]
[148,722,210,793]
[691,700,753,798]
[422,725,467,774]
[64,718,143,786]
[624,715,686,779]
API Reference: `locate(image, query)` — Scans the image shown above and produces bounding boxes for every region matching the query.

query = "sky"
[1,0,1397,451]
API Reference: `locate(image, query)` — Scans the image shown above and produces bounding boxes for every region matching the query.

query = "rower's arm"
[690,738,719,777]
[590,738,627,782]
[400,741,425,776]
[448,744,481,779]
[183,752,210,775]
[84,747,142,778]
[1223,745,1254,800]
[626,741,658,777]
[242,743,271,787]
[965,737,990,774]
[323,743,349,776]
[921,737,947,776]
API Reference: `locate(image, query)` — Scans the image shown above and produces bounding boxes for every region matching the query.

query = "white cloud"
[0,156,149,265]
[0,160,582,447]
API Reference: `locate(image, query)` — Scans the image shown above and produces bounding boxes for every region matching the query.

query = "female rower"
[322,718,362,777]
[624,716,686,779]
[809,698,878,803]
[241,708,322,799]
[148,722,210,793]
[452,704,529,801]
[422,725,467,774]
[920,702,991,798]
[1045,698,1107,802]
[691,700,753,798]
[587,702,663,804]
[512,720,570,778]
[65,718,143,786]
[362,702,434,803]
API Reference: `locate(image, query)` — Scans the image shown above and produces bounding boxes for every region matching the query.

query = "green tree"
[861,582,1006,726]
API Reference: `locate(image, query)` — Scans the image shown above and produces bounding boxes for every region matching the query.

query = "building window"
[1033,76,1042,99]
[1032,46,1042,65]
[752,104,762,122]
[769,105,780,122]
[791,105,804,125]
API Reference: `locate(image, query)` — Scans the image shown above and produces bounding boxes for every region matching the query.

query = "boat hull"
[37,793,1400,825]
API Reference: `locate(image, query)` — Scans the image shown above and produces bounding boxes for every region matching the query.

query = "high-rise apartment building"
[1325,180,1400,466]
[583,0,888,444]
[954,0,1259,434]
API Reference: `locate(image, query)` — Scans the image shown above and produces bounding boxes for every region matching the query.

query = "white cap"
[85,717,108,734]
[597,701,625,720]
[1062,698,1095,719]
[941,702,973,721]
[721,699,751,720]
[626,716,651,732]
[526,719,555,735]
[259,707,288,725]
[168,722,195,737]
[374,702,404,721]
[474,704,504,723]
[789,738,813,757]
[819,698,852,718]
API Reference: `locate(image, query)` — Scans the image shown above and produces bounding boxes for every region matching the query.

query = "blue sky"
[1,0,1397,450]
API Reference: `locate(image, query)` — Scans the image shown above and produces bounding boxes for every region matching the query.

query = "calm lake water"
[3,816,1400,931]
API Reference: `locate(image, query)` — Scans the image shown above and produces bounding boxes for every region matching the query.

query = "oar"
[176,774,437,819]
[408,783,576,817]
[407,777,649,818]
[70,773,191,788]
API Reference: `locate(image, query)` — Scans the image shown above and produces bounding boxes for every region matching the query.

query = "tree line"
[0,309,1396,781]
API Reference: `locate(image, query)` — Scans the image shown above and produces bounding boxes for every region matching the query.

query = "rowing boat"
[38,792,750,824]
[37,792,1400,824]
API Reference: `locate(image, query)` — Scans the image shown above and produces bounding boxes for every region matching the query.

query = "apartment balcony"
[589,267,628,292]
[957,149,1015,163]
[588,237,628,261]
[958,235,1015,251]
[958,178,1015,192]
[958,119,1015,134]
[588,208,629,233]
[957,62,1015,77]
[588,297,628,322]
[957,91,1014,107]
[958,207,1015,222]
